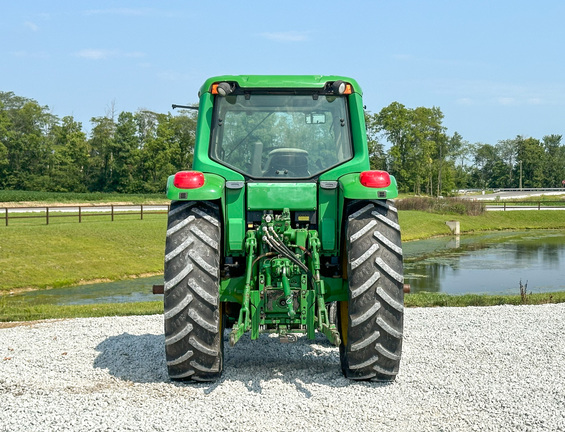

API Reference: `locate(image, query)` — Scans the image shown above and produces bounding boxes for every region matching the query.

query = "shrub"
[0,190,166,204]
[396,196,485,216]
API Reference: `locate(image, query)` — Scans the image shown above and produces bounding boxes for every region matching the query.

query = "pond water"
[3,230,565,307]
[4,275,163,306]
[404,230,565,295]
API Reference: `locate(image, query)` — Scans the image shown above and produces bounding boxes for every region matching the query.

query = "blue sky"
[2,1,564,146]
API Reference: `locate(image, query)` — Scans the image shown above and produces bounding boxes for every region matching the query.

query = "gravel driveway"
[1,304,564,431]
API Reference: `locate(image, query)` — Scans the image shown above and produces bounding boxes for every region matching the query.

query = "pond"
[4,275,163,306]
[3,230,565,307]
[404,230,565,295]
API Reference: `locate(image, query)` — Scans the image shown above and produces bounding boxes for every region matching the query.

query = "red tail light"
[173,171,205,189]
[360,170,391,188]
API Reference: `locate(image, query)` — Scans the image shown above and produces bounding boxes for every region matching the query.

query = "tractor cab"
[208,84,353,180]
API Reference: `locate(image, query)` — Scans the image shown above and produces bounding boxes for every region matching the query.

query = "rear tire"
[339,200,404,381]
[163,201,223,382]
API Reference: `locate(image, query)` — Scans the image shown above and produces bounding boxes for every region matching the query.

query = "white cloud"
[496,97,516,106]
[24,21,39,32]
[261,31,309,42]
[433,79,562,107]
[456,97,474,106]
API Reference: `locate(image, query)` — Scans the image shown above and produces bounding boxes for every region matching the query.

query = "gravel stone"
[1,304,564,431]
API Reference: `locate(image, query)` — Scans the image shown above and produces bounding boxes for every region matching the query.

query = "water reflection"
[404,230,565,295]
[3,231,565,307]
[4,275,163,306]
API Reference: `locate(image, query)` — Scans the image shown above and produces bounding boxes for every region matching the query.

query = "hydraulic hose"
[268,227,310,274]
[263,227,316,289]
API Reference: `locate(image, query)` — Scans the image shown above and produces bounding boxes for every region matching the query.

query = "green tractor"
[164,75,404,382]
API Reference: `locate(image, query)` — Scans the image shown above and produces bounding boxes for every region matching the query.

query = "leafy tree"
[0,103,10,182]
[88,116,116,191]
[497,138,518,187]
[0,92,57,189]
[50,116,90,192]
[113,111,140,192]
[447,132,465,164]
[471,143,507,188]
[375,102,414,192]
[4,90,565,195]
[365,112,386,170]
[542,134,565,188]
[170,110,198,170]
[136,112,178,192]
[374,102,448,195]
[514,136,545,188]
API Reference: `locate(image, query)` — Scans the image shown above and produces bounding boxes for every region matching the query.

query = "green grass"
[0,300,163,323]
[0,214,167,291]
[2,291,564,323]
[0,190,168,204]
[400,210,565,241]
[1,201,565,322]
[2,209,565,291]
[405,291,565,307]
[1,208,166,227]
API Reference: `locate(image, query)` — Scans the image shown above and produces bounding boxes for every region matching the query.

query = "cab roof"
[199,75,362,96]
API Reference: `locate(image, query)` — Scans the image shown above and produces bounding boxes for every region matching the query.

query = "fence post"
[5,208,8,226]
[79,206,82,223]
[46,206,49,225]
[504,202,506,211]
[140,204,144,220]
[111,204,114,221]
[538,202,541,210]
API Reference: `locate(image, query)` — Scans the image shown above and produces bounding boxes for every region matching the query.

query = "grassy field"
[0,190,168,205]
[2,193,565,321]
[2,209,565,291]
[2,291,564,323]
[400,210,565,241]
[0,214,166,291]
[0,300,163,325]
[405,291,565,307]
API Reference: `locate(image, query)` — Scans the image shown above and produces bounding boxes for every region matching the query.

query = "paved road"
[462,191,565,201]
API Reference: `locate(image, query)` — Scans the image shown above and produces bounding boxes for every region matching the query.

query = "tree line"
[366,102,565,194]
[1,91,564,195]
[0,91,196,193]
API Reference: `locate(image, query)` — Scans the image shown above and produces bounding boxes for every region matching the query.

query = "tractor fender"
[166,172,225,201]
[338,172,399,200]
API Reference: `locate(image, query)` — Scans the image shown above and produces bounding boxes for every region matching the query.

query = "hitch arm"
[230,233,257,346]
[309,233,341,346]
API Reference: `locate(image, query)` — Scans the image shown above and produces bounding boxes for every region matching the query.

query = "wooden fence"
[485,201,565,211]
[0,204,169,226]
